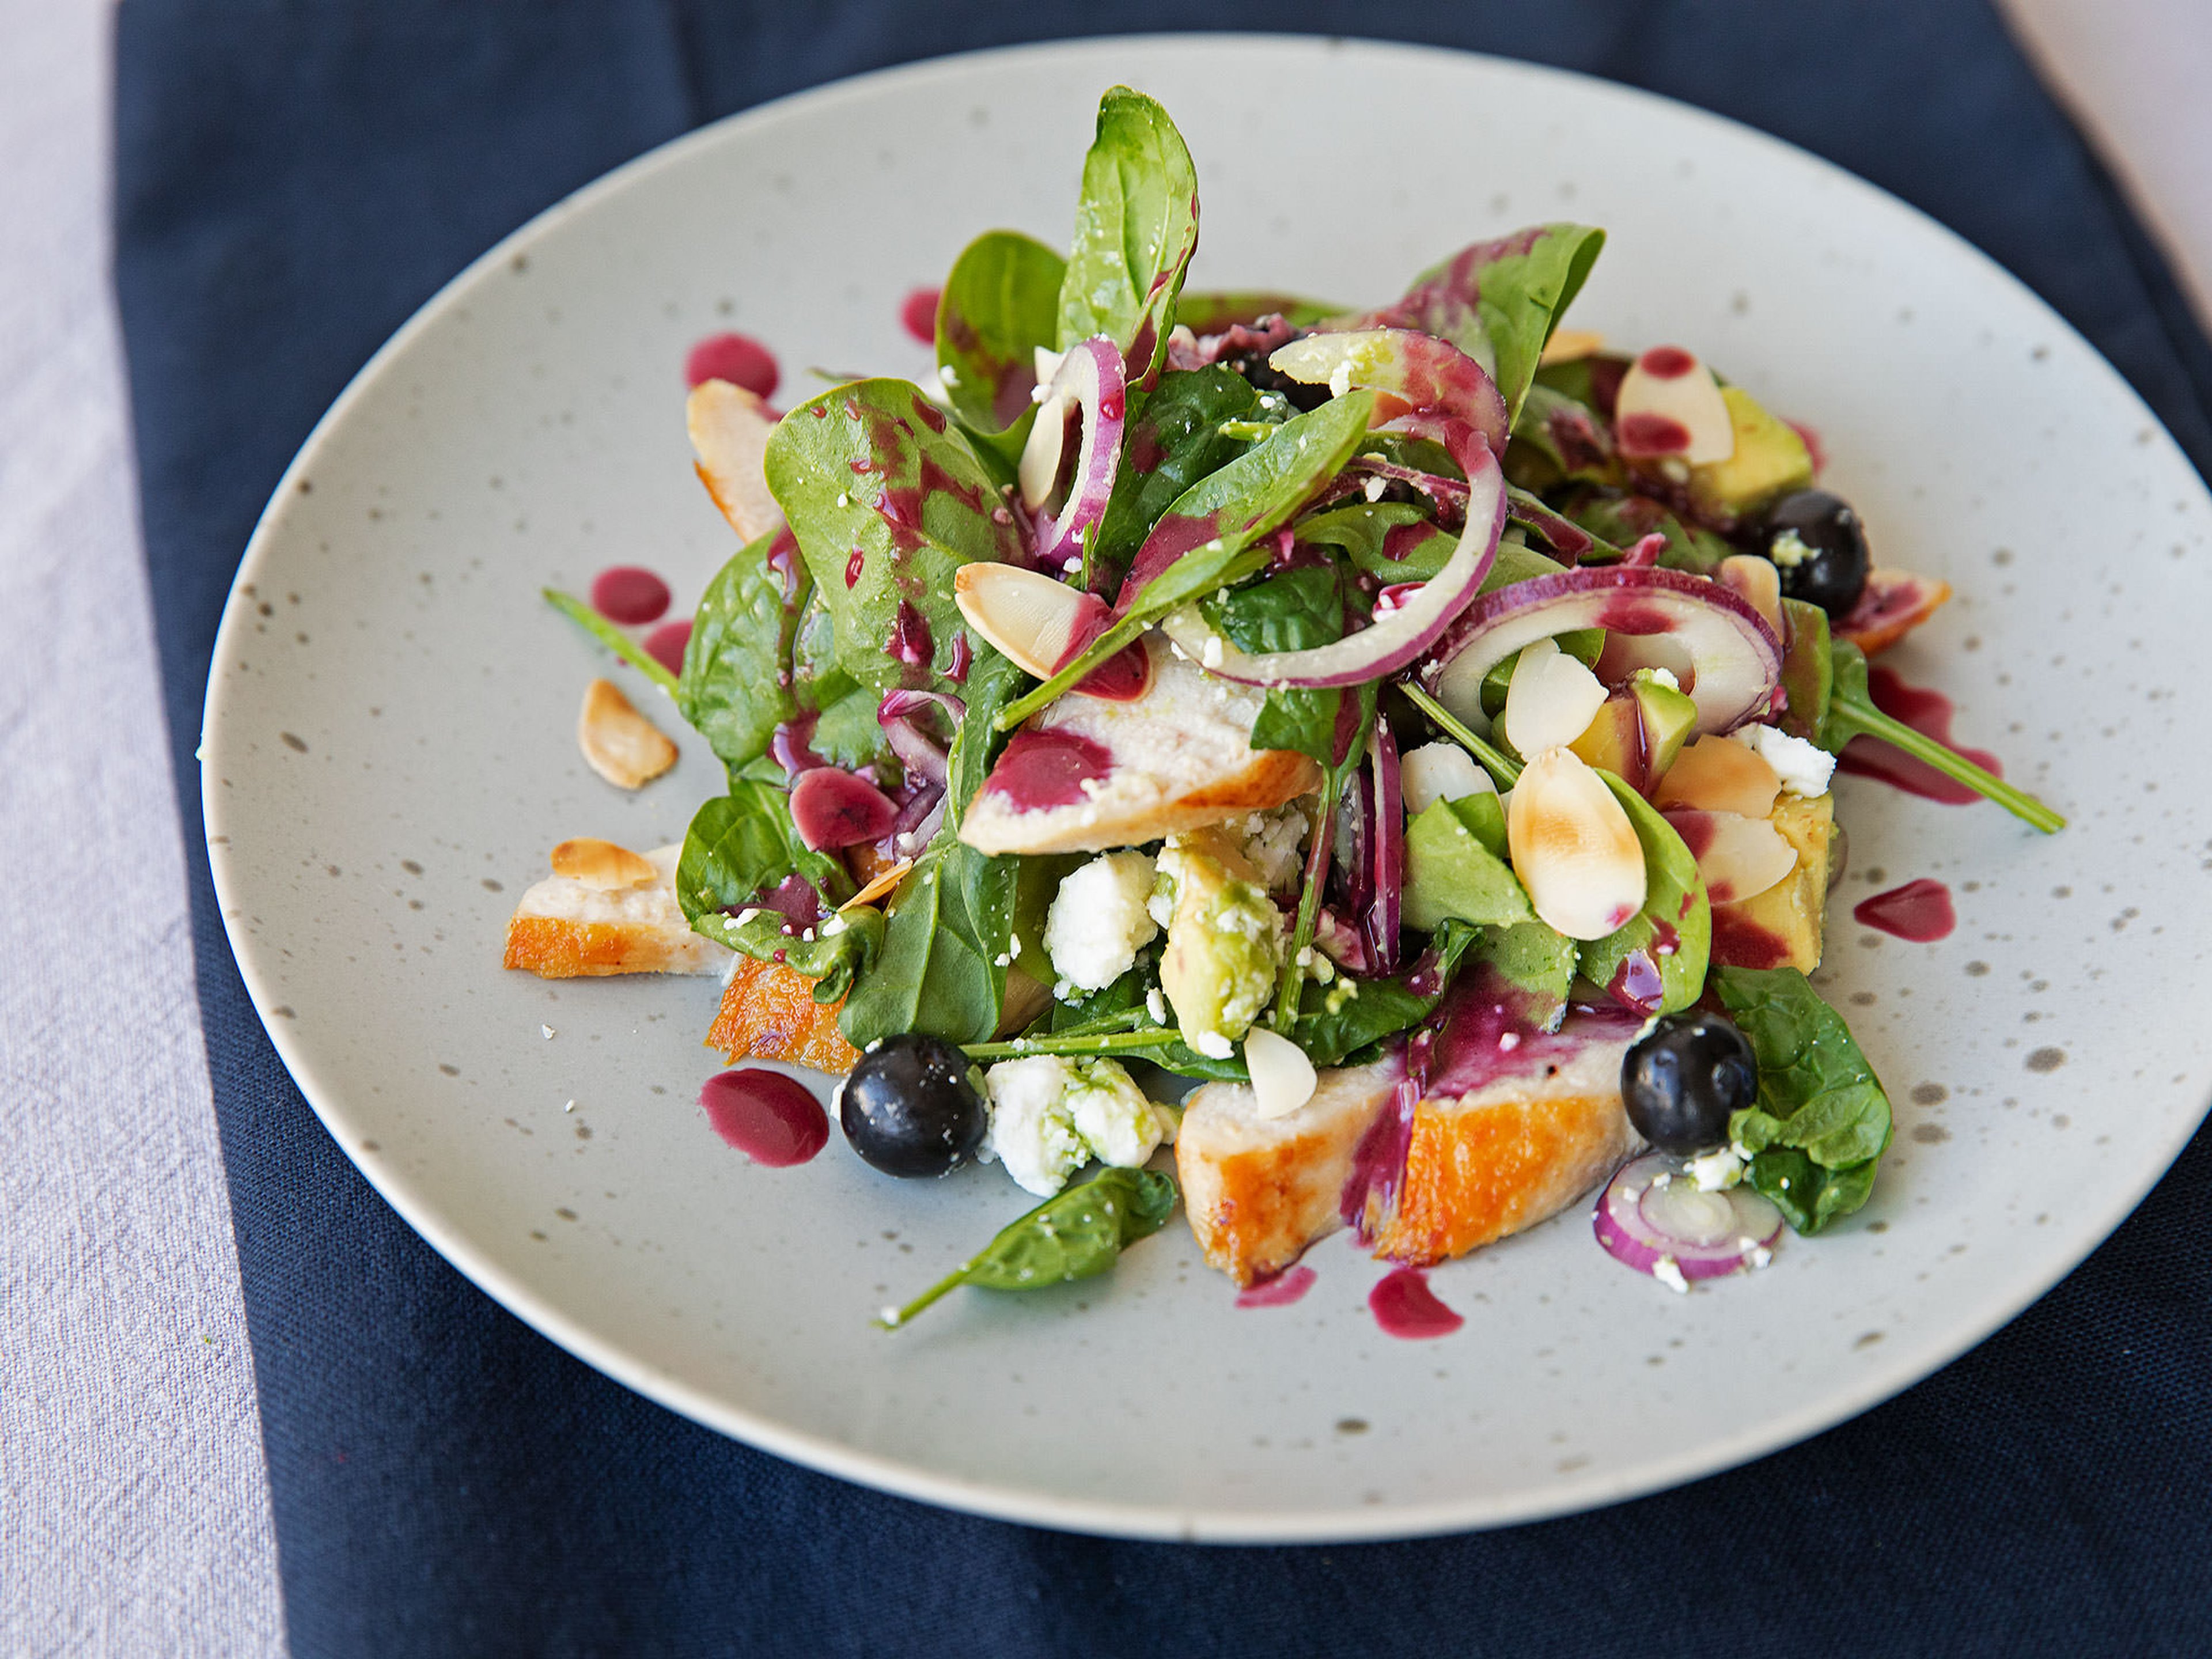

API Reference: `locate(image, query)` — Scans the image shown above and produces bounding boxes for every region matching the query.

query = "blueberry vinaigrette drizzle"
[699,1069,828,1166]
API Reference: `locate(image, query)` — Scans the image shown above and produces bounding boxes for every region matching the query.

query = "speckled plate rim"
[202,34,2212,1542]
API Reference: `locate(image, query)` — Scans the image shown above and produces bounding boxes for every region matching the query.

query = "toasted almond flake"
[1503,637,1611,759]
[1506,747,1647,940]
[1668,809,1798,904]
[1615,347,1734,464]
[1538,327,1605,366]
[953,562,1089,678]
[840,858,915,911]
[687,380,785,543]
[549,836,657,890]
[577,677,679,790]
[1244,1026,1319,1120]
[1652,735,1782,819]
[1716,554,1784,638]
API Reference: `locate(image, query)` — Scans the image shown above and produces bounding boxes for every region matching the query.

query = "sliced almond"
[1614,346,1734,464]
[550,836,657,890]
[1539,327,1605,366]
[839,858,914,911]
[1506,748,1647,940]
[1503,637,1611,759]
[1401,741,1495,815]
[1652,736,1782,819]
[1716,554,1784,638]
[577,677,679,790]
[687,379,785,543]
[1017,391,1069,509]
[1244,1025,1319,1121]
[1665,809,1798,904]
[953,562,1092,678]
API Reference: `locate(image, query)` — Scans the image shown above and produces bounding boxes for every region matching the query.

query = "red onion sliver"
[1593,1151,1783,1286]
[1024,335,1127,572]
[1364,722,1403,971]
[1421,565,1781,736]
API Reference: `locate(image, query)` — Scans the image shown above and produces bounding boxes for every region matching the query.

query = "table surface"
[4,1,2205,1650]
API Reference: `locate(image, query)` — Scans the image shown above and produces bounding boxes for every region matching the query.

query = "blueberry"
[1620,1013,1760,1156]
[839,1034,988,1178]
[1760,488,1869,618]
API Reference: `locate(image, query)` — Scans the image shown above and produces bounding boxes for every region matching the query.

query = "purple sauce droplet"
[699,1069,827,1166]
[1854,878,1956,941]
[685,332,779,399]
[1368,1267,1463,1339]
[900,287,940,346]
[643,620,691,679]
[590,565,671,626]
[1237,1264,1317,1309]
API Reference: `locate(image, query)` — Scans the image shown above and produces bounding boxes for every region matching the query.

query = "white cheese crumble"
[1768,528,1813,568]
[1643,666,1681,692]
[1743,723,1836,797]
[1043,851,1160,993]
[1652,1255,1691,1294]
[1233,806,1309,892]
[1401,741,1496,815]
[1688,1145,1747,1191]
[982,1056,1165,1196]
[1192,1031,1234,1059]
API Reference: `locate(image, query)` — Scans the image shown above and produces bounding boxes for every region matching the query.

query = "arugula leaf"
[1391,225,1605,423]
[675,528,806,775]
[881,1166,1179,1328]
[763,378,1022,694]
[1712,966,1894,1233]
[1575,774,1710,1015]
[676,783,851,926]
[1403,794,1531,931]
[936,229,1066,470]
[1093,366,1266,576]
[1057,87,1200,384]
[1819,637,2065,832]
[998,391,1376,728]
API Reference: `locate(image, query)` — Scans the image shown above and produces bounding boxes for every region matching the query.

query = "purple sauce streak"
[1237,1265,1317,1309]
[699,1069,827,1166]
[1854,878,1956,941]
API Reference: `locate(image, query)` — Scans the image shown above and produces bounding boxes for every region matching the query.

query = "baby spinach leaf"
[1093,366,1265,575]
[763,378,1022,694]
[676,528,806,774]
[1057,87,1200,384]
[1403,795,1531,931]
[1269,680,1380,1025]
[1289,919,1481,1067]
[999,391,1377,728]
[676,783,851,926]
[1298,502,1455,584]
[881,1166,1180,1328]
[1391,225,1605,424]
[1818,637,2065,832]
[937,229,1066,468]
[1506,381,1621,490]
[1712,966,1894,1234]
[1206,559,1350,765]
[1174,290,1340,332]
[1459,921,1578,1032]
[695,904,885,1005]
[1575,774,1710,1016]
[1564,491,1729,575]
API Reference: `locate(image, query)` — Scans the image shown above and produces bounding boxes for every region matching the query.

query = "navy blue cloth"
[115,3,2212,1654]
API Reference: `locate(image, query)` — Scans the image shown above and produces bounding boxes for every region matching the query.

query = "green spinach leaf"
[881,1166,1179,1328]
[696,904,885,1005]
[1776,596,1833,743]
[1458,921,1579,1032]
[1289,918,1481,1066]
[1093,366,1266,576]
[1403,794,1531,931]
[1575,773,1710,1015]
[1712,966,1894,1233]
[1206,559,1350,765]
[935,229,1066,469]
[676,528,806,774]
[1057,87,1200,384]
[675,783,852,927]
[1391,225,1605,423]
[1297,502,1455,584]
[763,378,1022,694]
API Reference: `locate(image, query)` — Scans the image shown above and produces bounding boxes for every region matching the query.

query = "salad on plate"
[507,87,2063,1331]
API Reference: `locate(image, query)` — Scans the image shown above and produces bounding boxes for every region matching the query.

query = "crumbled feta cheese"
[1745,1242,1774,1270]
[1043,851,1160,993]
[1145,986,1166,1023]
[1201,634,1224,669]
[1743,723,1836,797]
[1652,1255,1691,1294]
[1065,1059,1165,1168]
[1401,742,1496,815]
[1768,528,1813,569]
[1643,666,1681,692]
[1688,1145,1747,1191]
[541,1024,556,1039]
[1192,1031,1234,1060]
[1328,360,1353,399]
[982,1056,1089,1196]
[1234,806,1309,892]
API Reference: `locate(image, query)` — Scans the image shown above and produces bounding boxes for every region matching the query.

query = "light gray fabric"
[0,2,282,1652]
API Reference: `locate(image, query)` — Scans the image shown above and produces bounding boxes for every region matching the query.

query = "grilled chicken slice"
[503,843,730,978]
[960,635,1321,857]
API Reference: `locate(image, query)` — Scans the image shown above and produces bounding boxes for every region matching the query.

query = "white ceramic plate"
[203,36,2212,1541]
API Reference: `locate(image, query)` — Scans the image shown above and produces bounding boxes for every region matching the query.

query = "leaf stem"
[1827,696,2065,834]
[544,588,679,695]
[876,1259,974,1330]
[965,1027,1187,1060]
[993,611,1150,729]
[1398,682,1522,786]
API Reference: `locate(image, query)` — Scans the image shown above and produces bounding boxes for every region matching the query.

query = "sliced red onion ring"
[876,690,962,786]
[1268,329,1509,457]
[789,767,902,850]
[1364,721,1404,971]
[1017,335,1127,573]
[1157,444,1508,689]
[1421,565,1782,736]
[1594,1151,1783,1285]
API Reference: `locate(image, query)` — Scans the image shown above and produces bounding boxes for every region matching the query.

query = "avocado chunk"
[1709,792,1834,972]
[1688,386,1812,523]
[1567,671,1700,794]
[1156,829,1284,1058]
